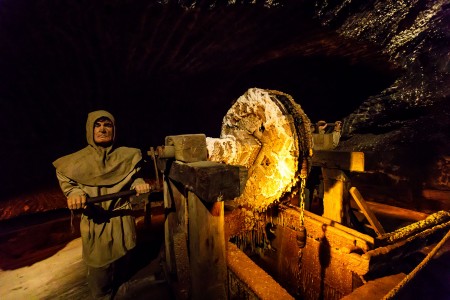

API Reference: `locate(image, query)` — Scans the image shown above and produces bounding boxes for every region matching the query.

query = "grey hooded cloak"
[53,110,145,267]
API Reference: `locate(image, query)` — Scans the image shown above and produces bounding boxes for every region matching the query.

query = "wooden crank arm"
[86,189,162,205]
[86,190,137,204]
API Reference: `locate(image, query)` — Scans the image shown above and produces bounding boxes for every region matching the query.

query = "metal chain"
[298,243,304,269]
[299,158,308,226]
[299,176,306,226]
[297,158,308,253]
[298,174,307,254]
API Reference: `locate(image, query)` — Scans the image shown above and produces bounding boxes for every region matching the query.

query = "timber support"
[311,150,365,225]
[155,134,247,300]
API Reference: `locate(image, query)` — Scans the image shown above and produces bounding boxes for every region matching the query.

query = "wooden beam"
[227,242,294,299]
[340,273,406,300]
[279,205,375,251]
[366,201,429,222]
[168,161,247,202]
[422,189,450,211]
[163,176,190,299]
[350,187,385,237]
[312,150,365,172]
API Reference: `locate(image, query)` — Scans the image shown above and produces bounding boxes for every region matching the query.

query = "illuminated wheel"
[207,88,313,212]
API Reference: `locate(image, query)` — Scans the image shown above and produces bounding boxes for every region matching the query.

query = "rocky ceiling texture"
[0,0,448,207]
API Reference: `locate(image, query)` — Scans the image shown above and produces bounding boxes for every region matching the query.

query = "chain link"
[299,177,306,226]
[297,159,308,252]
[299,158,308,226]
[298,176,306,255]
[298,245,304,264]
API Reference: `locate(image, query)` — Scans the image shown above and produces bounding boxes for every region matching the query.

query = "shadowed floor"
[0,206,173,299]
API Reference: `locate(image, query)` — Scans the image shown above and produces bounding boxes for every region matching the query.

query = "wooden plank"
[341,273,406,300]
[227,242,294,299]
[366,201,429,222]
[312,150,365,172]
[350,187,385,237]
[280,205,375,251]
[302,209,375,246]
[168,161,246,202]
[270,225,356,298]
[188,193,227,300]
[422,189,450,210]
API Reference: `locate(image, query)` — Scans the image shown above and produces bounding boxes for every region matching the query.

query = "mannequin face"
[93,118,114,147]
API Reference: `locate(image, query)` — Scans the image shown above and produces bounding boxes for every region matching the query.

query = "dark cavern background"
[0,0,449,219]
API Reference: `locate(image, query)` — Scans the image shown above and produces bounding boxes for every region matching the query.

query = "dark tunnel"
[0,0,403,201]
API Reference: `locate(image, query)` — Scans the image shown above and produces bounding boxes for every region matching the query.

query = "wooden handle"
[86,189,137,204]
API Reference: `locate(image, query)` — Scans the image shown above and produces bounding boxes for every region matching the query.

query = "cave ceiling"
[0,0,448,199]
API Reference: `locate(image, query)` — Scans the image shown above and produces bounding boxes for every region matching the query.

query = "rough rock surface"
[317,0,450,195]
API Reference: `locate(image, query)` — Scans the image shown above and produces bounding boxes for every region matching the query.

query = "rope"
[382,228,450,299]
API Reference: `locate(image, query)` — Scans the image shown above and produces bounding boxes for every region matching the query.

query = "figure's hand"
[67,194,86,210]
[134,183,151,196]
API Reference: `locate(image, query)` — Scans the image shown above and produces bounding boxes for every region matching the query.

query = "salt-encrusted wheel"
[207,88,312,212]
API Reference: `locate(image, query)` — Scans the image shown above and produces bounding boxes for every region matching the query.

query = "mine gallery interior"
[0,1,449,299]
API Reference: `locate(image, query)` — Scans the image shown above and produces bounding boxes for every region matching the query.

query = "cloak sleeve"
[56,170,85,198]
[130,164,146,190]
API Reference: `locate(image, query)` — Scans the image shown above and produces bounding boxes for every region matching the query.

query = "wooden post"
[188,194,227,300]
[158,134,247,299]
[163,176,191,299]
[322,168,350,224]
[311,150,366,224]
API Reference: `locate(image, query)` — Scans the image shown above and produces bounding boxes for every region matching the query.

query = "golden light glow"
[207,88,311,212]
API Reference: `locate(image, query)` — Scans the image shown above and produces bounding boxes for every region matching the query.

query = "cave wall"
[315,0,449,193]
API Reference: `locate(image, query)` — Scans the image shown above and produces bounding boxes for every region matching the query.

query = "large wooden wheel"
[207,88,312,212]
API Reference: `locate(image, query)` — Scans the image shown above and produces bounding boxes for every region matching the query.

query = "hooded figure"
[53,110,149,299]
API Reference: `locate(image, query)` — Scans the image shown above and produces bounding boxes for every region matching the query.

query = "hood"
[53,110,142,186]
[86,110,116,149]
